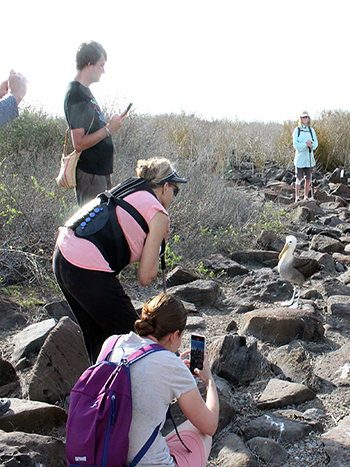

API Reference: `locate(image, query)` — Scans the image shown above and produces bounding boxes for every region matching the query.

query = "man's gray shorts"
[75,167,112,207]
[296,167,312,180]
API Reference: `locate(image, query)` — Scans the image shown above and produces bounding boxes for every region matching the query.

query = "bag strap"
[98,338,165,365]
[96,335,122,363]
[129,346,192,461]
[127,343,166,364]
[308,125,314,141]
[99,192,149,240]
[127,344,171,467]
[129,422,162,467]
[63,129,69,157]
[102,196,149,264]
[63,118,94,156]
[115,197,149,234]
[297,125,314,142]
[166,406,192,453]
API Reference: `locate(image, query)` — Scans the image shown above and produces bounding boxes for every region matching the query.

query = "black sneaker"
[0,398,11,416]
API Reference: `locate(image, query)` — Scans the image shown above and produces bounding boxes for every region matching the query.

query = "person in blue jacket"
[293,111,318,202]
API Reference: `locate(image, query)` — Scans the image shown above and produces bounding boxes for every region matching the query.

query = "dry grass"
[0,105,346,289]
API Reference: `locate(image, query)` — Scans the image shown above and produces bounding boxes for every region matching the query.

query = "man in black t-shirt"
[64,41,126,206]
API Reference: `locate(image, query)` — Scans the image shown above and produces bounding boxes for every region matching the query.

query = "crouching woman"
[107,293,219,467]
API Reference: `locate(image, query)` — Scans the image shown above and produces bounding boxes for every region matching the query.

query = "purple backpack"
[66,335,165,467]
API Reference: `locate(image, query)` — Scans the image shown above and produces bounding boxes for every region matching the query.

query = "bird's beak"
[278,244,289,260]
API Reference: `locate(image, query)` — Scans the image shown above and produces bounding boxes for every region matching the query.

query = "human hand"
[0,78,9,99]
[180,350,190,369]
[107,113,125,133]
[8,70,27,104]
[306,140,312,148]
[192,355,213,386]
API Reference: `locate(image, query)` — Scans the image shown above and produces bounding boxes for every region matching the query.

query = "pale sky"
[3,0,350,123]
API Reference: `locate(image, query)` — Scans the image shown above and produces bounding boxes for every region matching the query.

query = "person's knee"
[176,420,212,444]
[169,420,213,462]
[295,178,302,186]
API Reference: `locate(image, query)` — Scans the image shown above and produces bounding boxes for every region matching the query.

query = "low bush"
[312,109,350,171]
[0,105,347,289]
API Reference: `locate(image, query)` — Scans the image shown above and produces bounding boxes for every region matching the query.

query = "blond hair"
[136,158,175,188]
[298,115,312,128]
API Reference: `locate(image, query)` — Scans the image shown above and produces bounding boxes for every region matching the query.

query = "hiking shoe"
[295,198,300,202]
[0,398,11,416]
[304,196,308,200]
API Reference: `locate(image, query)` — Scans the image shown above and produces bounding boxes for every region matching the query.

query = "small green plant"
[197,261,208,275]
[197,261,225,279]
[19,295,44,308]
[0,285,22,297]
[164,240,182,270]
[257,202,289,234]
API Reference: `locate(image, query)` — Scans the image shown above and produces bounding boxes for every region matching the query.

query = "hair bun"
[134,319,155,336]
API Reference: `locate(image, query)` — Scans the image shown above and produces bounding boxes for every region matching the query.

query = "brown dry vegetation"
[0,105,349,296]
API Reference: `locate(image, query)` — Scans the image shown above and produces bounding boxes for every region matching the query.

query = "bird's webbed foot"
[281,298,295,307]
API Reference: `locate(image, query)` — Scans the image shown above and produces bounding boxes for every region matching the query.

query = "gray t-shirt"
[110,332,197,467]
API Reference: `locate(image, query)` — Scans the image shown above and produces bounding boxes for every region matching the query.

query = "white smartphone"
[190,333,205,374]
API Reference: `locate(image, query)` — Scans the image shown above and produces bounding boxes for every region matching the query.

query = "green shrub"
[0,106,65,160]
[1,105,349,289]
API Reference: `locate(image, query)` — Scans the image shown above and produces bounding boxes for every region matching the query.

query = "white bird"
[278,235,320,308]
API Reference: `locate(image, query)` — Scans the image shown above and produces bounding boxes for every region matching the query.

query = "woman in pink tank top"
[53,158,187,363]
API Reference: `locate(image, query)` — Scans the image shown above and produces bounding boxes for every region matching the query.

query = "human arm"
[0,96,19,128]
[0,78,8,99]
[137,211,169,286]
[71,112,125,153]
[177,355,219,437]
[293,127,309,152]
[311,128,318,151]
[0,71,27,128]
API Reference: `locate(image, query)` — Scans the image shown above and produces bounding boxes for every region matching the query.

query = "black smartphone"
[121,103,133,117]
[190,333,205,374]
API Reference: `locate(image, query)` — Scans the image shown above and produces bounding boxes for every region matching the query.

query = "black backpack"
[65,178,157,274]
[297,125,314,141]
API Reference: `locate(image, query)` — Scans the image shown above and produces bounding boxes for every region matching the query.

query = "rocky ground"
[126,273,349,467]
[2,165,350,465]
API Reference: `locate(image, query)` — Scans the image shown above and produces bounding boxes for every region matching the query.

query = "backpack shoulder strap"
[127,343,166,364]
[125,344,192,465]
[308,126,314,141]
[96,335,121,363]
[127,343,167,467]
[297,127,300,137]
[129,422,162,467]
[114,197,149,234]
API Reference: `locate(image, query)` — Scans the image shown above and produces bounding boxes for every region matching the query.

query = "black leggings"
[53,247,138,363]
